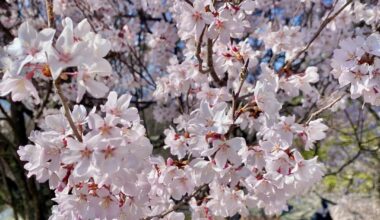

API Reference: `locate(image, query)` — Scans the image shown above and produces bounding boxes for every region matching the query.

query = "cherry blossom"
[1,0,378,219]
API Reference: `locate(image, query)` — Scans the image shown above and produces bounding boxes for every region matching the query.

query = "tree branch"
[232,59,250,121]
[324,149,362,176]
[0,103,15,130]
[195,26,208,74]
[280,0,353,73]
[143,185,207,220]
[305,92,346,124]
[54,79,83,142]
[45,0,82,142]
[207,39,224,86]
[44,0,55,28]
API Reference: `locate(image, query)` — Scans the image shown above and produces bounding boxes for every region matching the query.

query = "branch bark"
[54,79,83,142]
[207,39,225,86]
[45,0,55,28]
[45,0,83,142]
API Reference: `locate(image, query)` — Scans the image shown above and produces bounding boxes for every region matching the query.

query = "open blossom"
[196,84,231,105]
[46,18,88,79]
[178,0,213,39]
[101,91,139,123]
[203,137,247,169]
[332,33,380,104]
[280,66,320,97]
[164,128,189,159]
[208,9,245,44]
[291,151,324,189]
[188,101,232,135]
[270,115,303,146]
[62,134,100,177]
[5,0,380,219]
[206,182,249,217]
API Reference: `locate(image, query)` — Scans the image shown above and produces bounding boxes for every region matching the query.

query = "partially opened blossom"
[301,119,329,150]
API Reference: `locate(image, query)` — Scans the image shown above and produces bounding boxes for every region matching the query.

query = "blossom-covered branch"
[0,0,379,219]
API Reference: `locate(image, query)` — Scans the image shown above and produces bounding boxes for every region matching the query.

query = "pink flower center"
[28,47,39,56]
[102,146,115,159]
[215,19,224,29]
[58,52,73,63]
[25,71,35,80]
[193,11,202,22]
[80,147,93,158]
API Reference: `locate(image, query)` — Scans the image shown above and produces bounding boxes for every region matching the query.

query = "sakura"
[0,0,378,219]
[6,21,55,74]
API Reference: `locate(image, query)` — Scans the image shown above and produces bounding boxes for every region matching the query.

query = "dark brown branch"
[0,103,15,130]
[35,83,52,119]
[44,0,55,28]
[183,0,193,6]
[324,150,362,176]
[44,0,83,142]
[365,104,380,121]
[195,26,208,74]
[207,39,224,86]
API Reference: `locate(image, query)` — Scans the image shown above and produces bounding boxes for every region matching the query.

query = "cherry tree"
[0,0,379,219]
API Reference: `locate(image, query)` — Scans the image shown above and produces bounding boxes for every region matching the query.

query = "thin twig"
[324,149,362,176]
[0,103,14,130]
[280,0,353,73]
[143,185,207,220]
[35,83,52,119]
[126,44,156,88]
[305,92,346,124]
[232,59,250,121]
[54,80,83,142]
[44,0,83,142]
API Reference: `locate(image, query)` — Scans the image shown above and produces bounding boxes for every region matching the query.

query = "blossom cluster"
[19,92,154,219]
[332,33,380,105]
[161,99,326,216]
[0,18,112,104]
[0,0,379,219]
